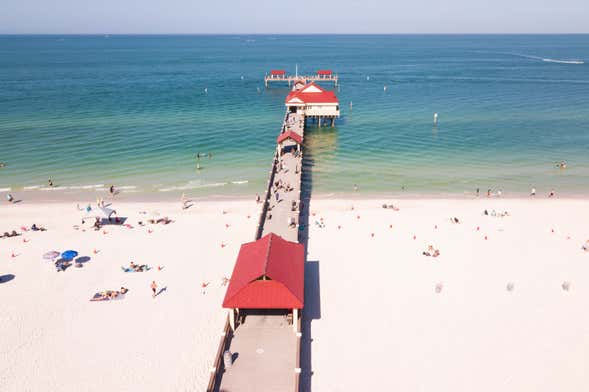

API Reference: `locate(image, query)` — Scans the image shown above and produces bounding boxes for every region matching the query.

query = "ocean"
[1,34,588,198]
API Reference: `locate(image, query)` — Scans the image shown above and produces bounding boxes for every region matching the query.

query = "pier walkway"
[214,314,297,392]
[265,73,338,88]
[262,112,305,242]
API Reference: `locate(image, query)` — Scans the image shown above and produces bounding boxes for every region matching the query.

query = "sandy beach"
[1,196,589,391]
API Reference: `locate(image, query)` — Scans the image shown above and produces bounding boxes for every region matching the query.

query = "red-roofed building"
[285,82,339,119]
[222,233,305,330]
[276,130,303,145]
[317,69,333,76]
[269,70,286,77]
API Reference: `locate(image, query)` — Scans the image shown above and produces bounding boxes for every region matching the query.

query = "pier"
[206,79,339,392]
[265,69,338,88]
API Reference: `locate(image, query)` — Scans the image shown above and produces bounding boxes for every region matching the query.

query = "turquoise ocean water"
[1,35,588,198]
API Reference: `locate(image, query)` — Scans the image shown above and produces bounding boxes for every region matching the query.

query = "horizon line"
[1,32,589,36]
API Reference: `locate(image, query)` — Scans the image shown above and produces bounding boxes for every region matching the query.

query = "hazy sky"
[2,0,588,34]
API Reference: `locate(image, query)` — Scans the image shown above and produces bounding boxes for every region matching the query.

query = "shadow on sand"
[0,274,15,283]
[298,125,322,392]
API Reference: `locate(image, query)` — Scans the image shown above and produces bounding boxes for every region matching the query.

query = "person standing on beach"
[48,178,54,187]
[476,188,480,197]
[6,193,14,203]
[531,187,536,196]
[151,281,157,298]
[109,185,115,197]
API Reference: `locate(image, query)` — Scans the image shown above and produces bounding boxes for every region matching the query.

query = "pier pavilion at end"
[285,82,340,127]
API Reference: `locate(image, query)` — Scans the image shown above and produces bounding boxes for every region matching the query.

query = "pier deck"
[265,74,338,88]
[217,315,297,392]
[262,112,305,242]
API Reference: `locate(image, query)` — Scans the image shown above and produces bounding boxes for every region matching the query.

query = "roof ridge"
[262,233,273,277]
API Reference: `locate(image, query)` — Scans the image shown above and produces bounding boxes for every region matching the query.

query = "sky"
[1,0,588,34]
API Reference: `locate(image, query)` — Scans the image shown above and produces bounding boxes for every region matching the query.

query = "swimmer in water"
[0,162,5,168]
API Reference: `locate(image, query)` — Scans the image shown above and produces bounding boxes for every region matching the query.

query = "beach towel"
[121,265,150,273]
[90,292,125,301]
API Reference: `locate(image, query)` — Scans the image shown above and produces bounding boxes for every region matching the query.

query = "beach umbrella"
[61,250,78,261]
[43,251,60,260]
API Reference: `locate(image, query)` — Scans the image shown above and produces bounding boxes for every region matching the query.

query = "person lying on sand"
[156,217,172,225]
[129,261,148,272]
[94,288,128,300]
[1,231,20,238]
[93,217,101,230]
[31,223,46,231]
[582,240,589,252]
[450,217,460,224]
[382,204,400,211]
[55,260,72,272]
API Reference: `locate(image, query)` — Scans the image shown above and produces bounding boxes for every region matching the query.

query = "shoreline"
[2,188,588,204]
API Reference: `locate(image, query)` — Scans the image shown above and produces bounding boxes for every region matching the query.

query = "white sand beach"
[1,197,589,391]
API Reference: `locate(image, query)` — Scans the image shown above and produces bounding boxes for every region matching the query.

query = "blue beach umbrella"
[61,250,78,261]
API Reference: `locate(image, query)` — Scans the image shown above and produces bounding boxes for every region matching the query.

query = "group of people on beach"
[474,187,556,198]
[2,223,46,239]
[484,209,510,218]
[423,245,440,258]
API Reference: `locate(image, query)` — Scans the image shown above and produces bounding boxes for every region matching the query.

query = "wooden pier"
[265,69,338,88]
[206,80,339,392]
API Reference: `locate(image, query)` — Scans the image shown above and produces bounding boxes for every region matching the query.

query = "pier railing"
[294,315,302,392]
[255,150,279,240]
[206,314,233,392]
[264,74,338,87]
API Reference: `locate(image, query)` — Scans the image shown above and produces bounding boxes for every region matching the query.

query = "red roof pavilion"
[317,70,333,76]
[270,70,286,76]
[276,130,303,145]
[222,233,305,310]
[285,82,339,105]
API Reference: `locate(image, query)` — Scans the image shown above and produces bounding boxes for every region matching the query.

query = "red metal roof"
[270,70,286,75]
[317,70,333,75]
[222,233,305,309]
[277,130,303,145]
[285,82,339,105]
